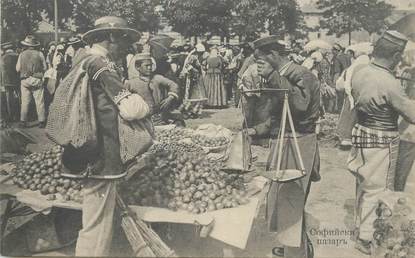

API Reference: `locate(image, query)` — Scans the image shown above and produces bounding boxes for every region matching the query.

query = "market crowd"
[1,15,415,258]
[1,26,359,129]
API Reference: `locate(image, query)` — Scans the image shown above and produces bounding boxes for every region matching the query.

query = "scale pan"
[275,169,306,182]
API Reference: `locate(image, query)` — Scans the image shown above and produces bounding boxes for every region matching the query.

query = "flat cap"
[380,30,408,50]
[252,35,288,52]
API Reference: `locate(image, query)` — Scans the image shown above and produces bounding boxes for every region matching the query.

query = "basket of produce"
[191,134,230,152]
[155,127,193,143]
[371,196,415,258]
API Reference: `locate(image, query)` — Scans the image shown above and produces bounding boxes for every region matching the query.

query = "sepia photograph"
[0,0,414,257]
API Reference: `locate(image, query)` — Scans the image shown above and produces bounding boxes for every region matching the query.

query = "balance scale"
[241,88,306,182]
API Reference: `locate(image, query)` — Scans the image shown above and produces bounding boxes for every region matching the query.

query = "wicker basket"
[200,143,229,153]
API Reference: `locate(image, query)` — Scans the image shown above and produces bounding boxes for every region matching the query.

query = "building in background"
[34,20,72,47]
[300,0,414,45]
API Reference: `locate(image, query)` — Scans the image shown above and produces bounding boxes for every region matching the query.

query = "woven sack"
[119,116,155,163]
[46,56,97,150]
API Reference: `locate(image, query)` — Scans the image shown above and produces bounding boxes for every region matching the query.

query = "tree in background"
[1,0,73,41]
[317,0,394,45]
[161,0,233,40]
[71,0,161,33]
[162,0,306,42]
[231,0,268,41]
[267,0,308,39]
[1,0,161,43]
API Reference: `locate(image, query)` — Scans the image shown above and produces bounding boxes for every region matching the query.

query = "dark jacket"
[17,49,46,79]
[253,62,320,136]
[331,52,351,79]
[61,47,130,178]
[1,51,19,87]
[125,74,179,115]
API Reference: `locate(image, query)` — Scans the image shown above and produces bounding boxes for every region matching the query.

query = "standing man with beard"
[47,16,150,256]
[246,35,320,258]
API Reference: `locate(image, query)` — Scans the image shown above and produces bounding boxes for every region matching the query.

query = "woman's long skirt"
[205,73,227,107]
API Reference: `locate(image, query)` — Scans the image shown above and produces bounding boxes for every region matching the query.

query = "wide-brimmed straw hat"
[67,35,83,45]
[1,42,14,50]
[21,35,40,47]
[82,16,141,43]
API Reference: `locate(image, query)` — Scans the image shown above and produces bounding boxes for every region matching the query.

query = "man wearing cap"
[124,52,181,125]
[47,16,149,256]
[246,35,320,258]
[347,31,415,255]
[16,35,47,128]
[1,42,20,122]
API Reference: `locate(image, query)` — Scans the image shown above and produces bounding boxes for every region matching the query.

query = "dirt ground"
[2,107,369,258]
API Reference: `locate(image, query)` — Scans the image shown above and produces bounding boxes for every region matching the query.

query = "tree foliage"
[161,0,234,38]
[1,0,54,39]
[161,0,306,41]
[1,0,161,42]
[316,0,394,39]
[233,0,305,39]
[72,0,162,33]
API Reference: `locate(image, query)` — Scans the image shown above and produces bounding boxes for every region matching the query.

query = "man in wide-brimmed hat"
[65,35,85,67]
[1,42,20,123]
[46,16,150,256]
[16,35,47,128]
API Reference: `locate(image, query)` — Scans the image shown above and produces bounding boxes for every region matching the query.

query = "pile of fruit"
[191,134,230,148]
[9,145,83,203]
[155,127,192,143]
[149,141,203,154]
[120,150,174,208]
[120,145,249,214]
[372,198,415,258]
[179,101,203,119]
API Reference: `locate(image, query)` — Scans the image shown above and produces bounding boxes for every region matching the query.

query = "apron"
[266,133,319,247]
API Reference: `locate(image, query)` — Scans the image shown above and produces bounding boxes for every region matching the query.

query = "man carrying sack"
[16,35,47,128]
[246,35,320,258]
[347,31,415,255]
[46,16,150,256]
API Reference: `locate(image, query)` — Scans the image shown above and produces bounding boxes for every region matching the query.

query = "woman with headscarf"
[204,46,227,107]
[179,43,208,118]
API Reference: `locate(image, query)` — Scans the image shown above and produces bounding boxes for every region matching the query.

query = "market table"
[0,164,269,251]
